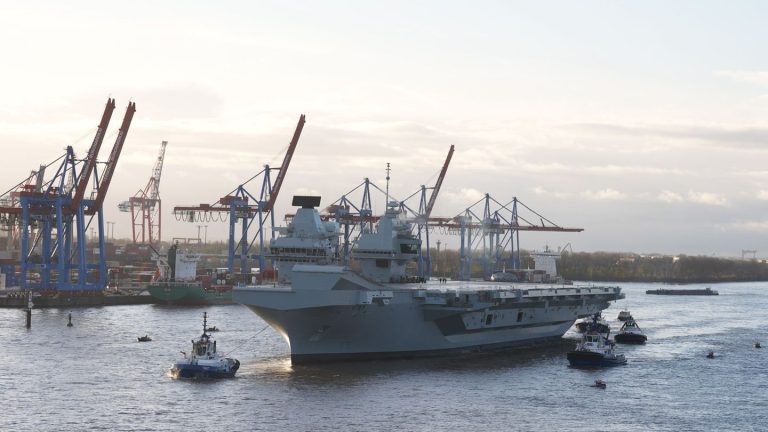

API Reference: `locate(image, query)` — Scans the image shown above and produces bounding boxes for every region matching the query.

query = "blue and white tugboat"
[567,325,626,368]
[171,312,240,379]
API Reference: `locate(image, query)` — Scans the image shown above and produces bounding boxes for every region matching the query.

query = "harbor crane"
[119,141,167,245]
[0,98,136,291]
[306,174,582,280]
[411,144,454,277]
[742,250,757,260]
[173,115,305,279]
[428,194,583,280]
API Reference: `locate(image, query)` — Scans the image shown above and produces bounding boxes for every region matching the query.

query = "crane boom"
[264,114,305,212]
[70,98,115,212]
[147,140,167,201]
[87,102,136,215]
[425,144,454,217]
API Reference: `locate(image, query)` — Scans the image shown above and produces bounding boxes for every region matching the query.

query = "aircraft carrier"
[234,198,623,363]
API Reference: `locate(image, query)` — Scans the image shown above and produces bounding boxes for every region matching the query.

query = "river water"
[2,281,767,432]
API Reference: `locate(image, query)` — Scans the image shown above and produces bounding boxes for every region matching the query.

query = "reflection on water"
[2,281,768,431]
[246,339,578,388]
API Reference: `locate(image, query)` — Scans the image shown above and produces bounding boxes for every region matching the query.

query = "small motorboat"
[138,335,152,342]
[706,351,715,359]
[591,379,607,389]
[170,312,239,379]
[206,326,220,332]
[575,312,610,335]
[617,309,632,321]
[567,330,626,368]
[613,318,647,344]
[755,342,762,349]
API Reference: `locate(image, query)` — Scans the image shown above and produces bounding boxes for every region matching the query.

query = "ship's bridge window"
[400,243,419,254]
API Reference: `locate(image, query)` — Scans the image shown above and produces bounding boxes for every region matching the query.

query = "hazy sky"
[2,1,768,257]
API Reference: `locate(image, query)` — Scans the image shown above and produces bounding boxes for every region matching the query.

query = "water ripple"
[2,282,768,431]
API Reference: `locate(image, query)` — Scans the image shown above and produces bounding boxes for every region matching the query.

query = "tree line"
[558,252,768,283]
[430,248,768,283]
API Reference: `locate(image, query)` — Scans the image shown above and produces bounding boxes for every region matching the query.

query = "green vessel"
[147,244,234,305]
[147,281,233,305]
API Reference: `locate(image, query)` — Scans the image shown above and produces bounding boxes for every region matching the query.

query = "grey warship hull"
[244,301,573,364]
[234,268,623,363]
[235,198,623,364]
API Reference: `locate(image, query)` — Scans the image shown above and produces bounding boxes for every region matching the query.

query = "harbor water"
[2,281,767,431]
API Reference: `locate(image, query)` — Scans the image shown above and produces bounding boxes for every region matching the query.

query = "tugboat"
[613,318,647,344]
[575,312,610,335]
[138,335,152,342]
[567,327,627,368]
[170,312,240,379]
[617,309,632,321]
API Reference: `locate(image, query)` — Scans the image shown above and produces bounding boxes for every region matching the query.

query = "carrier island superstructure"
[234,197,623,364]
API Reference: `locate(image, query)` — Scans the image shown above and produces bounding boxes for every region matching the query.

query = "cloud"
[533,186,574,199]
[687,191,729,206]
[514,162,686,176]
[714,70,768,87]
[725,220,768,232]
[758,191,768,201]
[734,169,768,178]
[80,83,225,123]
[566,122,768,150]
[580,188,627,201]
[583,165,689,176]
[443,187,486,205]
[292,187,322,197]
[337,120,443,138]
[541,188,732,206]
[535,187,645,201]
[658,190,684,203]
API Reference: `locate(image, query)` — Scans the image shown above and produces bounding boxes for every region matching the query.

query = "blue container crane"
[0,98,136,291]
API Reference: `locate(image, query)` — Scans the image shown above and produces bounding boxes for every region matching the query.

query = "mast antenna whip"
[385,162,391,206]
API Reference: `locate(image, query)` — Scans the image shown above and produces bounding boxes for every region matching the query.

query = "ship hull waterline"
[171,360,240,379]
[613,333,647,344]
[242,301,604,364]
[566,351,627,368]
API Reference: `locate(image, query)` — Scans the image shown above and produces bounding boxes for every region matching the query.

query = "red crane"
[86,102,136,215]
[119,140,167,244]
[70,98,116,213]
[425,144,454,218]
[265,114,305,212]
